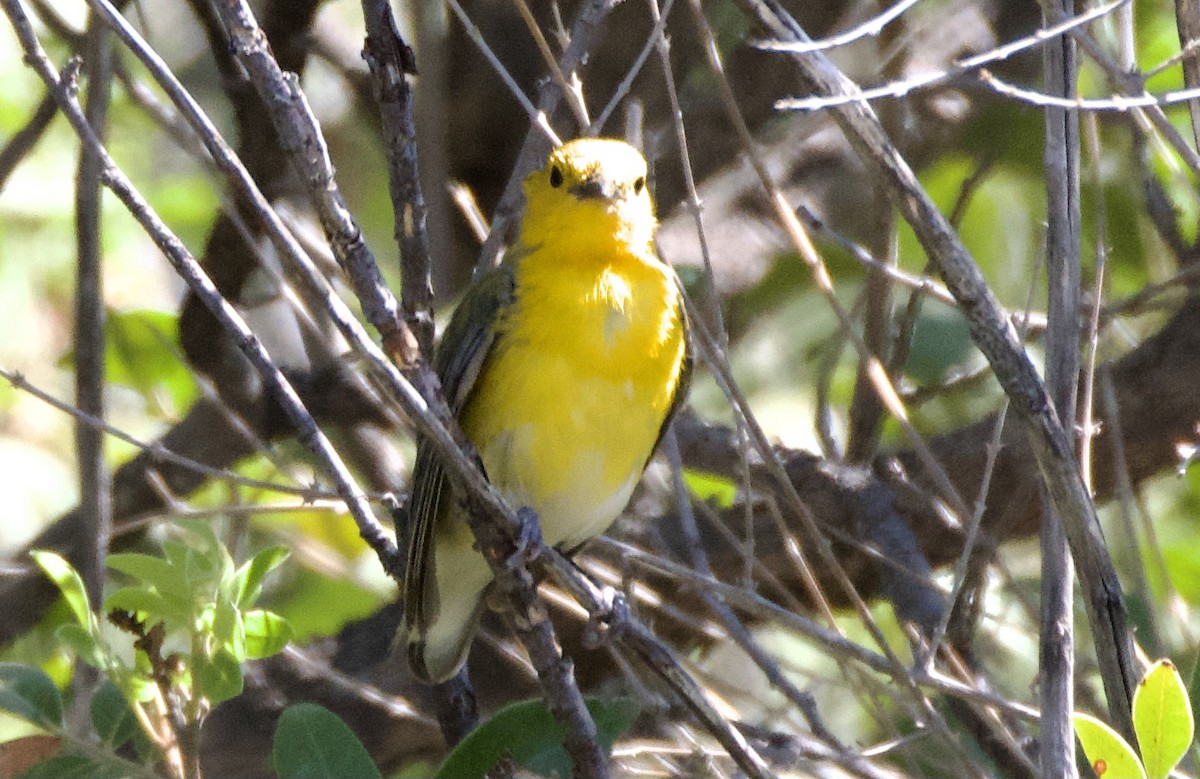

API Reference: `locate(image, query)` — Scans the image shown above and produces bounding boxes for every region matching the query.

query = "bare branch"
[74,9,114,607]
[1038,0,1083,767]
[5,0,400,575]
[734,0,1138,730]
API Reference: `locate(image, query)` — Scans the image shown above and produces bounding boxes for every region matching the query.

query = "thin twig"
[1038,0,1082,768]
[648,0,726,343]
[751,0,919,54]
[1098,368,1170,651]
[844,219,895,464]
[593,537,1041,723]
[4,369,336,498]
[888,153,1000,390]
[1079,115,1106,497]
[662,432,839,745]
[511,0,590,128]
[8,0,400,577]
[444,0,562,150]
[1152,23,1200,77]
[589,0,676,132]
[935,221,1049,660]
[978,67,1200,113]
[447,181,490,243]
[0,91,58,189]
[980,12,1200,183]
[476,0,621,271]
[543,547,778,779]
[74,8,113,610]
[736,0,1138,736]
[360,0,435,355]
[769,0,1126,108]
[213,0,413,365]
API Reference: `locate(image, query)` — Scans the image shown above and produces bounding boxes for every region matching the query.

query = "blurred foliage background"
[5,0,1200,776]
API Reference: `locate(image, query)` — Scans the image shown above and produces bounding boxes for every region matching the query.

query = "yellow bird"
[403,138,691,683]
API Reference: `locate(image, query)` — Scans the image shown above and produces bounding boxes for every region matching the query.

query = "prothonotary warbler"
[403,137,691,683]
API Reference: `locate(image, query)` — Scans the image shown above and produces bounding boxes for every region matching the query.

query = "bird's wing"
[403,262,518,635]
[648,268,693,465]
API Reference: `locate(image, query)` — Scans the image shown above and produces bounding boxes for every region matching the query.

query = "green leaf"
[30,551,93,632]
[1074,712,1146,779]
[435,698,638,779]
[0,663,63,729]
[211,599,243,653]
[231,546,290,608]
[1133,659,1194,779]
[104,586,176,625]
[17,753,126,779]
[192,647,243,706]
[243,610,293,659]
[163,528,223,593]
[118,669,159,704]
[106,553,191,606]
[271,703,381,779]
[269,568,381,643]
[100,308,197,414]
[53,624,105,669]
[89,681,139,749]
[176,519,233,583]
[902,304,973,385]
[681,468,737,509]
[161,540,205,588]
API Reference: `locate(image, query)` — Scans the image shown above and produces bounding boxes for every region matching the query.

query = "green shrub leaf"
[681,468,737,509]
[243,610,293,659]
[0,663,63,729]
[104,586,175,625]
[1074,712,1146,779]
[231,545,290,607]
[212,599,244,657]
[272,703,381,779]
[1133,658,1193,779]
[106,553,191,606]
[435,697,638,779]
[98,308,197,413]
[89,681,140,749]
[193,648,243,706]
[17,753,126,779]
[30,551,93,632]
[53,624,105,669]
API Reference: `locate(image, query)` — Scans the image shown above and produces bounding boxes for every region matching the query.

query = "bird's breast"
[460,254,686,550]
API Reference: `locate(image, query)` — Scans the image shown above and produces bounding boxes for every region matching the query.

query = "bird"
[402,137,691,683]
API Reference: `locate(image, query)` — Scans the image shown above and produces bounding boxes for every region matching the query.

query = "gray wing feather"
[402,265,517,642]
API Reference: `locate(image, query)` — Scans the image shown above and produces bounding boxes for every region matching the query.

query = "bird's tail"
[404,536,494,683]
[405,591,488,683]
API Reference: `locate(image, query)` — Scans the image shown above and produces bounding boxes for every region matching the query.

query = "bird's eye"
[633,176,645,194]
[549,166,564,188]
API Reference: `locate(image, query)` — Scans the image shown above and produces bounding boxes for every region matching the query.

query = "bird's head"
[519,138,656,253]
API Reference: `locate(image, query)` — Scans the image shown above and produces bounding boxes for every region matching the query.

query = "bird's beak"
[569,177,617,202]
